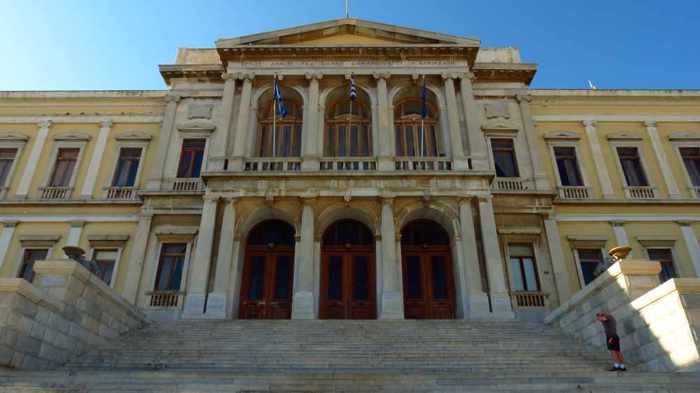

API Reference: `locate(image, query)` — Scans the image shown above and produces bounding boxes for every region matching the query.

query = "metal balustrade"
[511,291,548,308]
[624,186,656,200]
[148,291,185,308]
[105,186,138,201]
[244,158,302,172]
[395,157,452,171]
[492,178,527,192]
[557,186,591,200]
[39,186,73,200]
[320,158,377,171]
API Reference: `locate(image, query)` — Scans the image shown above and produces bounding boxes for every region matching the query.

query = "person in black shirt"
[596,311,626,371]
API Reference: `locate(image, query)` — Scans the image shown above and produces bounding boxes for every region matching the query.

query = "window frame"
[150,240,193,294]
[644,246,678,283]
[610,141,653,189]
[16,247,53,283]
[87,247,123,288]
[175,137,209,179]
[107,141,148,190]
[672,141,700,193]
[0,137,27,198]
[487,136,521,178]
[547,141,588,188]
[42,140,87,190]
[504,244,542,293]
[572,247,606,288]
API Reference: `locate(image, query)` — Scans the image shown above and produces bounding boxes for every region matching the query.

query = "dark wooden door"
[239,248,294,319]
[320,247,376,319]
[402,247,455,319]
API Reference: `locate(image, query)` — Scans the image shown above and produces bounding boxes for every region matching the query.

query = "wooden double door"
[402,246,456,319]
[239,247,294,319]
[320,247,376,319]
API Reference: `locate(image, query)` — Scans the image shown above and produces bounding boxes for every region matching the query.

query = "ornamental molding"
[667,131,700,142]
[481,118,520,132]
[543,130,581,141]
[606,132,642,141]
[176,119,217,133]
[114,131,153,141]
[53,132,92,142]
[0,132,29,142]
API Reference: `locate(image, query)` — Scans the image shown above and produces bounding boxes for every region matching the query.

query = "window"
[177,139,205,178]
[18,249,49,283]
[553,146,583,186]
[491,138,519,177]
[616,146,648,187]
[112,148,142,187]
[394,99,440,157]
[325,98,372,157]
[508,245,540,292]
[154,243,187,291]
[49,148,80,186]
[647,248,677,283]
[679,147,700,187]
[576,249,604,286]
[256,100,302,157]
[0,148,18,187]
[92,249,119,286]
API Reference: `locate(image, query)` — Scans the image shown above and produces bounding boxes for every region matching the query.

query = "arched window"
[323,220,374,246]
[394,97,441,157]
[325,94,372,157]
[401,219,450,246]
[256,94,303,157]
[247,220,295,247]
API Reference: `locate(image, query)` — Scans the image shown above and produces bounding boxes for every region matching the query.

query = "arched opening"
[256,87,303,157]
[239,219,295,319]
[324,87,372,157]
[400,219,455,319]
[393,86,442,157]
[320,220,376,319]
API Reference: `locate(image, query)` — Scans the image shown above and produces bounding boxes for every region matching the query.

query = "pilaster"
[442,74,468,170]
[147,94,180,191]
[645,121,681,199]
[208,73,237,171]
[206,197,237,318]
[122,213,153,304]
[0,221,18,272]
[516,94,549,190]
[302,73,322,171]
[677,221,700,277]
[379,197,404,319]
[583,120,615,198]
[459,73,488,170]
[16,120,51,198]
[458,199,490,318]
[292,200,316,319]
[374,73,394,171]
[229,73,255,172]
[183,195,219,318]
[543,216,572,303]
[80,120,112,198]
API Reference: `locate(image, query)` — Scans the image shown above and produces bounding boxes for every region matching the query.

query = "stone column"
[677,221,700,277]
[379,198,404,319]
[517,94,549,191]
[459,73,488,170]
[17,120,51,198]
[645,121,681,199]
[123,213,153,304]
[147,94,180,191]
[229,73,254,172]
[80,120,112,198]
[302,74,322,171]
[458,199,490,318]
[611,221,629,246]
[0,221,18,271]
[208,73,237,171]
[543,216,573,303]
[442,75,468,170]
[477,196,514,318]
[373,73,394,171]
[206,198,237,318]
[292,201,316,319]
[583,120,615,198]
[183,195,219,318]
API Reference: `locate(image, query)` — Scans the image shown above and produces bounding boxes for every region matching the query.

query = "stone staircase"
[1,320,699,392]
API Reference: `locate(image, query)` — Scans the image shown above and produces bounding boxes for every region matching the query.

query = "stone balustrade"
[0,259,147,370]
[545,258,700,372]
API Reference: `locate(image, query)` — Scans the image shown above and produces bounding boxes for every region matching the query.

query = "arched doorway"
[239,220,295,319]
[401,219,455,319]
[320,220,376,319]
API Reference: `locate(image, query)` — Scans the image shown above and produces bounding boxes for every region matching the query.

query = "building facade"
[1,19,699,322]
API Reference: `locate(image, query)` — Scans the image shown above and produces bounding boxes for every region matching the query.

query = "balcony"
[320,158,377,171]
[492,178,528,192]
[244,157,302,172]
[557,186,591,200]
[690,186,700,199]
[395,157,452,171]
[624,186,656,200]
[148,291,185,308]
[167,178,204,193]
[510,291,548,308]
[39,186,73,200]
[104,186,139,201]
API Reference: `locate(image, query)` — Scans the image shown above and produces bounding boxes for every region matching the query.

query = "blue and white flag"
[349,76,357,101]
[420,77,428,119]
[273,77,287,118]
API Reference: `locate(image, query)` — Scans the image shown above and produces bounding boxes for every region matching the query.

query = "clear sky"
[1,0,698,91]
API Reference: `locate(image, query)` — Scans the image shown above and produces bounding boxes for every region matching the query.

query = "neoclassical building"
[1,19,699,322]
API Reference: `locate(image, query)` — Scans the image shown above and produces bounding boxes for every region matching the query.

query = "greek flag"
[273,77,287,118]
[349,76,357,101]
[420,77,428,119]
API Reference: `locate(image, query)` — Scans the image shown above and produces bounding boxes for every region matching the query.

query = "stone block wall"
[0,260,147,370]
[545,259,700,372]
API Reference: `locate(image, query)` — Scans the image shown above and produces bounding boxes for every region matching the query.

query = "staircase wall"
[545,258,700,372]
[0,260,147,370]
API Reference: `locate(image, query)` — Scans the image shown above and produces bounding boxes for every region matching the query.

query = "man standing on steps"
[596,311,626,372]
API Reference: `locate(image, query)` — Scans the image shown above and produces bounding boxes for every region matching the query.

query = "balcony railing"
[492,178,527,192]
[395,157,452,171]
[244,157,302,172]
[39,186,73,200]
[168,178,204,193]
[557,186,591,200]
[510,291,548,308]
[690,186,700,199]
[148,291,185,308]
[104,186,139,201]
[624,186,656,200]
[320,158,377,171]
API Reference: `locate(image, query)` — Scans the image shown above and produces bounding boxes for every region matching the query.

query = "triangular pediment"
[216,18,479,47]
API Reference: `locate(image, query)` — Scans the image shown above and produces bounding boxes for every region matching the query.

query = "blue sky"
[1,0,698,90]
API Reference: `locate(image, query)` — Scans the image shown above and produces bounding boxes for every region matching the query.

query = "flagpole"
[272,77,277,158]
[420,76,425,157]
